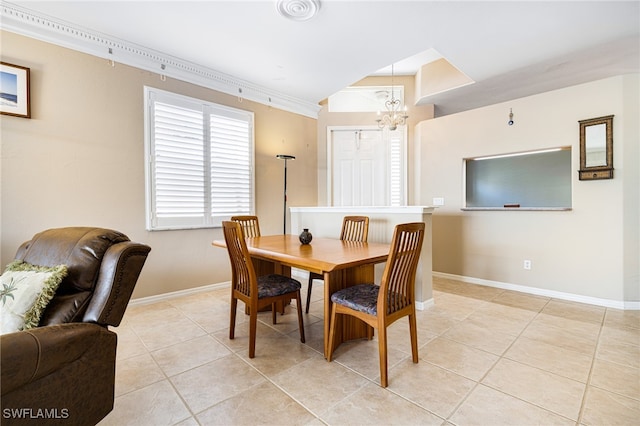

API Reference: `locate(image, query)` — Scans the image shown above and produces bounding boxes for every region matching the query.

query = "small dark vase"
[299,229,313,245]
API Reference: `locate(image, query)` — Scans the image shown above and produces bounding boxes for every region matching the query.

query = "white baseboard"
[416,299,435,311]
[433,271,640,310]
[129,281,231,306]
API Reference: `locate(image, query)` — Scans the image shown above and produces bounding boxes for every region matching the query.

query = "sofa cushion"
[0,261,68,334]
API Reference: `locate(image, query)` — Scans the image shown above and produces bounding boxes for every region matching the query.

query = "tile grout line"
[575,307,607,425]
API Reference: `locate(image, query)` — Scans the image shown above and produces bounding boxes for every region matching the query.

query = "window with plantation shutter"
[145,87,254,230]
[388,132,404,206]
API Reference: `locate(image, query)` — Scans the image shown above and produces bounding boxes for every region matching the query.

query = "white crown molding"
[0,2,321,118]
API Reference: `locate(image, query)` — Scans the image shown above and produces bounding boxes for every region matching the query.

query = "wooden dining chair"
[231,215,285,314]
[230,215,261,238]
[305,216,369,313]
[327,222,425,387]
[222,221,305,358]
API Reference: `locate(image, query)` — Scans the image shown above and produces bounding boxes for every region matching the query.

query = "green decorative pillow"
[0,260,68,334]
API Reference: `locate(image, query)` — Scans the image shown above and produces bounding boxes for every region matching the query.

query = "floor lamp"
[276,154,295,234]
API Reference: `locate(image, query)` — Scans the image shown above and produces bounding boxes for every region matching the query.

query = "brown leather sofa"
[1,227,151,425]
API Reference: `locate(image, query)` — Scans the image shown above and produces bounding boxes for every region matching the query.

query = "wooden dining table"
[213,234,390,358]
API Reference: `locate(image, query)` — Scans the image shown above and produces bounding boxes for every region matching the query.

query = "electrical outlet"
[433,197,445,206]
[523,260,532,270]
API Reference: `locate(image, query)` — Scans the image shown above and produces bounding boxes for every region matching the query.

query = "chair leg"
[378,326,389,387]
[249,307,257,358]
[295,292,306,343]
[229,297,238,339]
[272,303,277,324]
[327,305,338,362]
[305,275,313,313]
[409,313,419,363]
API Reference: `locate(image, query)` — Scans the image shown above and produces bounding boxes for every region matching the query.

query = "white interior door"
[330,128,387,206]
[329,126,407,207]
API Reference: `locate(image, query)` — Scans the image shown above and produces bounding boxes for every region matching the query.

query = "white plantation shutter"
[210,110,252,222]
[389,131,403,206]
[154,102,205,222]
[145,88,254,230]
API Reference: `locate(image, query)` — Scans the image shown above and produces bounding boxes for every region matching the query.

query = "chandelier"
[375,64,408,131]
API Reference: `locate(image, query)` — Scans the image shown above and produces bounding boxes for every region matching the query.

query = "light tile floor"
[99,276,640,426]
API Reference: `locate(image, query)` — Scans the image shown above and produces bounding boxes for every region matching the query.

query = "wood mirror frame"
[578,115,614,180]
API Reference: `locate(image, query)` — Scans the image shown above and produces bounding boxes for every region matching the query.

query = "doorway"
[328,126,406,206]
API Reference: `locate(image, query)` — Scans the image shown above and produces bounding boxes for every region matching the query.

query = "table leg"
[323,264,376,358]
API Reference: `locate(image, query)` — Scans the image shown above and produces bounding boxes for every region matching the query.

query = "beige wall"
[2,30,638,306]
[0,31,318,299]
[417,74,639,304]
[316,75,435,205]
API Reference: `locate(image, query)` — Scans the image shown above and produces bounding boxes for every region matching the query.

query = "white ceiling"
[4,0,639,116]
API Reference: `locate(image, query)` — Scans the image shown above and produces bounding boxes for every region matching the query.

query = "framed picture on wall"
[1,62,31,118]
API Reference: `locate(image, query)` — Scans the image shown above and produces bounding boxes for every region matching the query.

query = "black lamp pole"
[276,154,295,234]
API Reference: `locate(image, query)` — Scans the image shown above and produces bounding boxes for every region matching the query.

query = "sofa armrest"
[83,241,151,327]
[1,323,115,395]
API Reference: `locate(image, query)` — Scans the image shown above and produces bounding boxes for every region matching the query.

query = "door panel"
[332,129,387,206]
[329,127,406,206]
[338,159,355,206]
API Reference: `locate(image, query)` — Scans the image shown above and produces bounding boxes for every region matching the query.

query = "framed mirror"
[579,115,613,180]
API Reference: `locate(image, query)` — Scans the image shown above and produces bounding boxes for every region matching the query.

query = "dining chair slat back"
[306,216,370,313]
[230,215,261,238]
[339,216,369,242]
